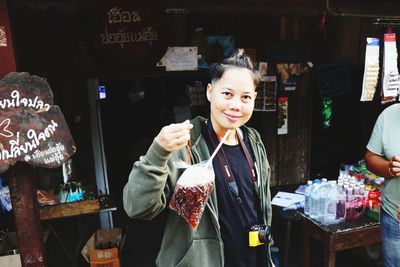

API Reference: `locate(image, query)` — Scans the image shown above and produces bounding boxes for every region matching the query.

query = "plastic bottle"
[304,180,313,216]
[324,181,338,225]
[346,185,356,221]
[336,183,347,220]
[309,179,321,219]
[317,181,330,223]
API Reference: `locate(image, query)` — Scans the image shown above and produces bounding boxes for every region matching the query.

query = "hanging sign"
[0,72,76,172]
[93,1,165,64]
[382,33,400,104]
[360,37,380,102]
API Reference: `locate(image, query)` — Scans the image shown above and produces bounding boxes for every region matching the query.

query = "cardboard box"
[81,228,122,265]
[89,247,120,267]
[95,228,121,249]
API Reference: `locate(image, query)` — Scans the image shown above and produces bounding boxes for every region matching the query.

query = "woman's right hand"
[155,120,193,152]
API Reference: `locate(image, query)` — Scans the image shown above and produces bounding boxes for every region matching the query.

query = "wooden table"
[39,199,116,267]
[302,213,380,267]
[39,199,100,221]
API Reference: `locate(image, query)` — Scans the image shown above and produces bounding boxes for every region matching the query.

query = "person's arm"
[123,121,192,220]
[123,140,172,220]
[364,150,400,178]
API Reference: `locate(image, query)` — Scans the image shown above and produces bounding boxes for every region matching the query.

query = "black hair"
[208,49,261,86]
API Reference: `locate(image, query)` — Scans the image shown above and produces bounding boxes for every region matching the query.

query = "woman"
[123,50,274,267]
[365,103,400,267]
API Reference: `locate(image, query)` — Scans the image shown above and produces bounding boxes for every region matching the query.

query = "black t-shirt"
[202,123,267,267]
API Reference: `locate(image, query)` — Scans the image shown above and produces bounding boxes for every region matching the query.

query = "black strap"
[238,131,257,177]
[205,120,258,189]
[203,122,240,196]
[202,120,260,227]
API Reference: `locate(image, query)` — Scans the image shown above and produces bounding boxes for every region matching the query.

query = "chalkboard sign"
[0,72,76,171]
[93,0,165,64]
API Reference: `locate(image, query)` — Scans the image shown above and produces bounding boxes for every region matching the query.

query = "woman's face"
[207,67,257,135]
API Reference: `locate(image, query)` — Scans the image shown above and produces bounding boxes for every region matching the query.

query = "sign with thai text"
[94,1,165,63]
[0,72,76,172]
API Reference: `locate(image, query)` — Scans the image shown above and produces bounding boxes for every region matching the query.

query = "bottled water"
[309,179,321,219]
[317,182,330,223]
[310,178,345,225]
[304,180,313,216]
[324,181,339,225]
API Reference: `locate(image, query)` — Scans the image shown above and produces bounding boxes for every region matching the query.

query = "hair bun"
[222,49,253,70]
[209,49,261,86]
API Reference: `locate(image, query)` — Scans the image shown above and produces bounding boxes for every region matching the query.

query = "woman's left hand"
[389,155,400,177]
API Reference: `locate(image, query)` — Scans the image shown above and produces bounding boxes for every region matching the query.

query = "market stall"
[2,0,400,266]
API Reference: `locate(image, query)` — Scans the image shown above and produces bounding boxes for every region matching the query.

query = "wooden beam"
[327,0,400,19]
[165,3,324,16]
[9,0,400,17]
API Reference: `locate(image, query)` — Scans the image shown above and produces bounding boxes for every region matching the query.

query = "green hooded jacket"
[123,116,274,267]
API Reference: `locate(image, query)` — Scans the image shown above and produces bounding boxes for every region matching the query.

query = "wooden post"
[9,162,47,267]
[0,0,17,78]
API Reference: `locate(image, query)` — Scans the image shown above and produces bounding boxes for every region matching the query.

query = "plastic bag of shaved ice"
[169,162,214,230]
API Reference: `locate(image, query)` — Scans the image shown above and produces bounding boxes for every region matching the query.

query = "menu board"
[0,72,76,171]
